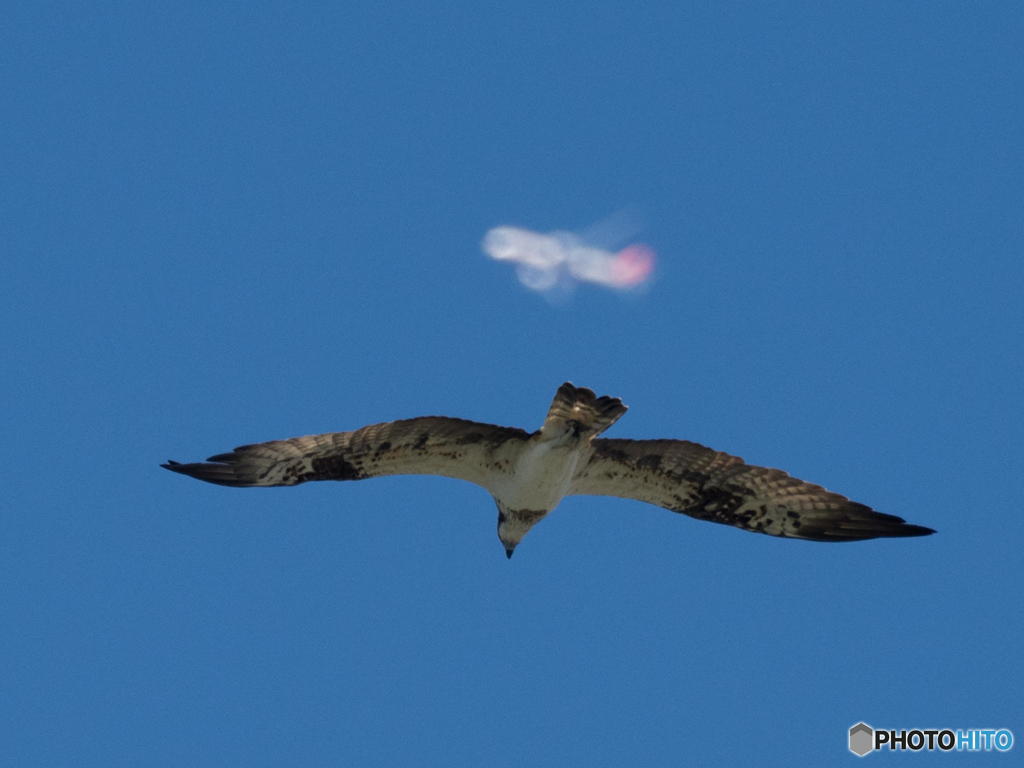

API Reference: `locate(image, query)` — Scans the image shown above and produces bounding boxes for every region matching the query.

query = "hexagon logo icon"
[849,722,874,757]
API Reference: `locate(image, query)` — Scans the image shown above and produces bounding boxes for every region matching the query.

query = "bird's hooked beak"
[505,547,515,559]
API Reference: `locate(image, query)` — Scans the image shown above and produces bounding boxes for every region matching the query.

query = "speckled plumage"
[163,382,935,555]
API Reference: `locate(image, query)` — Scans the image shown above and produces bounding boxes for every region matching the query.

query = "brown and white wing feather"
[163,417,529,491]
[572,438,935,541]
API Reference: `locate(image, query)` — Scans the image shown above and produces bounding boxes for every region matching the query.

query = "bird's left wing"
[163,417,529,492]
[571,438,935,541]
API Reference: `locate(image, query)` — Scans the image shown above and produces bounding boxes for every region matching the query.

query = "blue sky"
[4,2,1022,765]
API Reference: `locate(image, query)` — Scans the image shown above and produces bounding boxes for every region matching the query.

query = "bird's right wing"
[572,438,935,541]
[163,417,530,491]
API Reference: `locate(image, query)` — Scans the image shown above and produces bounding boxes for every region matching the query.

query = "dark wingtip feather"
[857,511,936,539]
[889,523,936,537]
[798,510,937,542]
[161,458,248,487]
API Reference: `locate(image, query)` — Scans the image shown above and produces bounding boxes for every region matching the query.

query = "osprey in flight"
[163,383,934,557]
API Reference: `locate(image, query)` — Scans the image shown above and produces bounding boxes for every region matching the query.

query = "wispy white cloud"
[482,225,655,297]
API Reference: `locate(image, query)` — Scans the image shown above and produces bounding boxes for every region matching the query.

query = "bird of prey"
[162,383,934,557]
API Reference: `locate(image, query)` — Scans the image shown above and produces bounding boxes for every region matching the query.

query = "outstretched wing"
[571,438,935,541]
[163,417,529,491]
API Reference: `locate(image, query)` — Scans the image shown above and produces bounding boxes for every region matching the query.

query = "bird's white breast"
[487,436,587,511]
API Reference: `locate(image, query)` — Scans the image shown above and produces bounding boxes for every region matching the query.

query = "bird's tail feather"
[542,382,627,438]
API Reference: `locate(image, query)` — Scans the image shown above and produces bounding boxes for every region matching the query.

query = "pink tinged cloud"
[482,226,655,294]
[610,244,655,286]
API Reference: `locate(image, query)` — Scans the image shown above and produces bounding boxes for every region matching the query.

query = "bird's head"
[496,503,548,559]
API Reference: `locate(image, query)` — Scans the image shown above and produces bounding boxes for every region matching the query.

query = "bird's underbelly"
[488,441,583,511]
